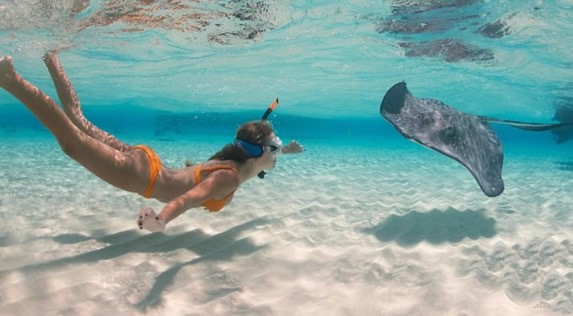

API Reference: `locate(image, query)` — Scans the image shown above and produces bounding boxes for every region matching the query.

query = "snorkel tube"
[258,98,279,179]
[262,98,279,121]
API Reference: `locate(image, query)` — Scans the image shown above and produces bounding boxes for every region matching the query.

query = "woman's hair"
[209,120,274,162]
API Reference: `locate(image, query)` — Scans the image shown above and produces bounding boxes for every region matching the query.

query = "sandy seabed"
[0,134,571,316]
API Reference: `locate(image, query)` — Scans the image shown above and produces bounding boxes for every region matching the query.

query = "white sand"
[0,133,572,316]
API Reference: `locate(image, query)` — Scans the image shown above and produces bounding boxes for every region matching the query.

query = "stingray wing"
[380,82,504,197]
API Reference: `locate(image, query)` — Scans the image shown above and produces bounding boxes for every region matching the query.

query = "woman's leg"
[42,52,131,152]
[0,56,148,194]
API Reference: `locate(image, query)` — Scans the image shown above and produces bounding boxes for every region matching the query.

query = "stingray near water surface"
[551,102,573,143]
[380,82,504,197]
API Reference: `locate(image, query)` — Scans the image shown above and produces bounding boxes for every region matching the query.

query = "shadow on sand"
[0,217,269,311]
[555,161,573,172]
[363,208,496,247]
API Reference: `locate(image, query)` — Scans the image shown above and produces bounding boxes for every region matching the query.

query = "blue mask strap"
[234,138,263,158]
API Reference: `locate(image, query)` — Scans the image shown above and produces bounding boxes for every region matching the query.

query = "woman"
[0,53,303,232]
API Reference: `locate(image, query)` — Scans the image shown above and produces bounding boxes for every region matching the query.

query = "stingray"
[551,102,573,143]
[380,82,568,197]
[380,82,504,196]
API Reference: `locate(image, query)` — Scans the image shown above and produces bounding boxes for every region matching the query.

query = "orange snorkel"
[258,98,279,179]
[261,98,279,120]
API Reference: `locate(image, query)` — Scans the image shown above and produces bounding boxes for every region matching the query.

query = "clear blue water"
[0,1,572,191]
[1,1,572,119]
[1,0,572,182]
[1,2,573,314]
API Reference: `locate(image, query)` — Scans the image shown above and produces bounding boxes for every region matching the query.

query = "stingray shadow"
[363,208,496,247]
[555,161,573,172]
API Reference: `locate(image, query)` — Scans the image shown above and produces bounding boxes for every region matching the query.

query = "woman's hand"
[282,140,304,154]
[137,207,166,232]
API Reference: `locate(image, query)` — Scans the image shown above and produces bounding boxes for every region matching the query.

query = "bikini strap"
[195,163,239,184]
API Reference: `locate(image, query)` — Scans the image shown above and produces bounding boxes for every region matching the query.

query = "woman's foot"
[137,207,166,232]
[42,51,59,69]
[0,56,15,88]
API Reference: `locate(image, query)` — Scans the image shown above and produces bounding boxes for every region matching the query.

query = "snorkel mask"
[234,138,265,158]
[265,135,283,158]
[233,98,281,179]
[233,135,282,158]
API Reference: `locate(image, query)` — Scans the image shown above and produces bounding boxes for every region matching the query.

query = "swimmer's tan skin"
[0,54,303,232]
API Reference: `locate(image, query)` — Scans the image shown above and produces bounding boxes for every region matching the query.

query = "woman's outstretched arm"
[138,170,239,232]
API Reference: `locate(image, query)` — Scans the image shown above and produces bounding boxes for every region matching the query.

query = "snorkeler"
[0,53,304,232]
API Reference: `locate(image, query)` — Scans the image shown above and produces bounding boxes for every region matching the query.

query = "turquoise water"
[1,0,572,155]
[1,0,572,121]
[1,1,573,314]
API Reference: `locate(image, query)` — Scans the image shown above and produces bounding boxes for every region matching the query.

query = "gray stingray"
[551,103,573,143]
[380,82,571,197]
[380,82,504,197]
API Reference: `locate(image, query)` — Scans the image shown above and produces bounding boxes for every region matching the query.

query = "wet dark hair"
[208,120,274,162]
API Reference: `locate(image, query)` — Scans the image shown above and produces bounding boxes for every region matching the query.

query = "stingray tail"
[477,115,570,131]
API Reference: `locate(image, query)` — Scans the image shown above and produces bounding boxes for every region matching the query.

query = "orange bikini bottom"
[133,145,162,198]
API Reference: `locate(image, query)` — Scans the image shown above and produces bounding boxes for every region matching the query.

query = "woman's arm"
[161,170,239,222]
[138,169,239,232]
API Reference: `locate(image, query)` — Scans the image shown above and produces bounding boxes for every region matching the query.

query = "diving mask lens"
[265,136,282,157]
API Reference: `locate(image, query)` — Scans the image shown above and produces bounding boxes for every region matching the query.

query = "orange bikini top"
[194,163,238,212]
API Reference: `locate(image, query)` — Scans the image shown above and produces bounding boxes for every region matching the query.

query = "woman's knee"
[57,129,86,159]
[58,137,79,159]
